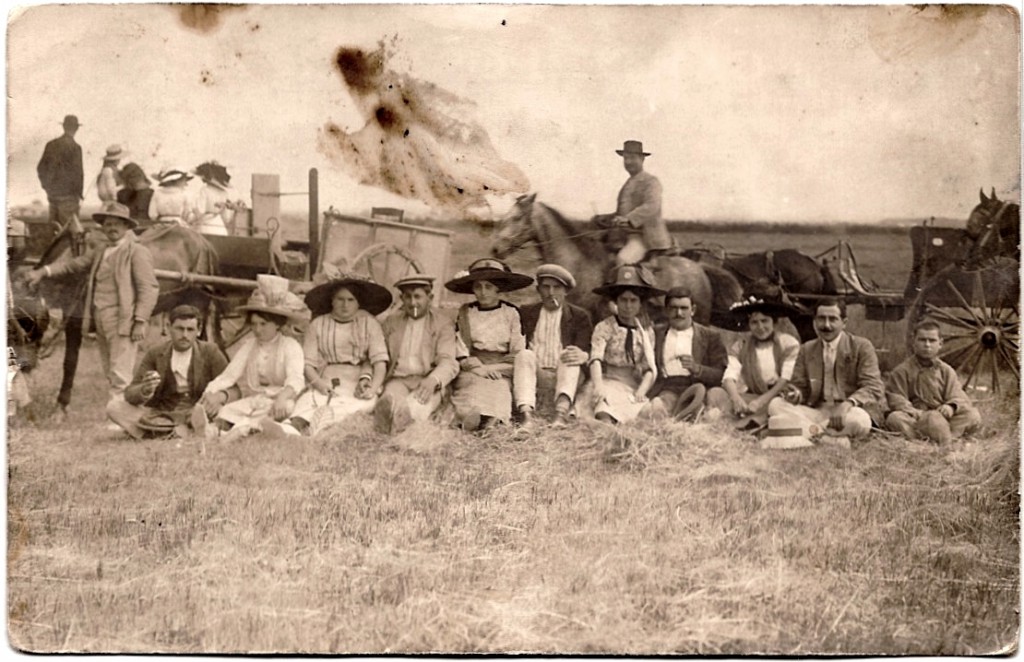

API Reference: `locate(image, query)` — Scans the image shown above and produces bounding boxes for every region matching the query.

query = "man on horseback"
[593,140,672,266]
[25,201,160,402]
[36,114,84,229]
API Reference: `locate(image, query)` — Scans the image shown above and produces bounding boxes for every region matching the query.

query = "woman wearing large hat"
[706,295,802,431]
[198,274,310,441]
[266,268,392,437]
[588,264,665,425]
[445,258,532,431]
[148,169,195,227]
[191,161,235,236]
[96,144,125,204]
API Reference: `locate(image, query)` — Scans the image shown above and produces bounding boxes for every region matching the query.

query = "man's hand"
[140,370,161,399]
[830,401,853,432]
[472,364,504,380]
[560,346,588,367]
[630,389,648,404]
[676,354,696,373]
[612,215,631,227]
[311,377,331,395]
[591,381,607,405]
[271,394,291,419]
[937,404,955,419]
[130,321,147,342]
[202,390,227,418]
[412,377,438,404]
[24,269,45,288]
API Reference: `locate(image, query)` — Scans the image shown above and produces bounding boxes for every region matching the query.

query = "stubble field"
[7,220,1020,653]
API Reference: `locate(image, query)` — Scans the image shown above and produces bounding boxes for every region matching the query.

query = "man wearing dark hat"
[106,305,229,440]
[36,115,84,229]
[374,275,459,434]
[594,140,671,266]
[26,201,160,401]
[645,287,728,421]
[706,297,802,429]
[512,264,593,428]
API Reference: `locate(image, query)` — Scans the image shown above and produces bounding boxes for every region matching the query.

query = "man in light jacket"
[26,201,160,401]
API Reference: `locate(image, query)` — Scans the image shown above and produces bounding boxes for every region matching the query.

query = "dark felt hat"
[722,296,802,332]
[305,272,393,317]
[62,115,81,129]
[615,140,650,157]
[592,264,665,299]
[444,258,533,295]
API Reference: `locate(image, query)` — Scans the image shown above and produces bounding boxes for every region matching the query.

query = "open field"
[8,219,1019,653]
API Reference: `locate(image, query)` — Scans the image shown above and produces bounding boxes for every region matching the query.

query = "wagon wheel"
[348,243,424,314]
[907,260,1019,396]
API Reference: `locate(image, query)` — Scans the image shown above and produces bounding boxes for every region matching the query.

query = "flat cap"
[535,264,576,290]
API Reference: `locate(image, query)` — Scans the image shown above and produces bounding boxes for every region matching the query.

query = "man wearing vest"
[513,264,593,428]
[374,275,459,434]
[645,287,728,421]
[768,298,885,444]
[26,201,160,401]
[107,305,229,439]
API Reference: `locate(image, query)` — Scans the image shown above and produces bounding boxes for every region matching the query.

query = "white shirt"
[532,306,563,369]
[394,315,427,377]
[724,343,778,386]
[170,346,193,394]
[662,326,694,377]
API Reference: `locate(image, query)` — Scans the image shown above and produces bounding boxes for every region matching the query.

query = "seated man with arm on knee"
[884,318,981,444]
[513,264,593,428]
[374,275,459,435]
[645,287,728,421]
[768,298,884,442]
[107,304,230,439]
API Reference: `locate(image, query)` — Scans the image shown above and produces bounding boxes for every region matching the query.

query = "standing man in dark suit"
[645,287,728,421]
[513,264,593,427]
[106,305,229,439]
[37,114,84,228]
[768,298,885,442]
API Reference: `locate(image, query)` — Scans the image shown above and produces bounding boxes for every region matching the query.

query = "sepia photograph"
[5,2,1020,654]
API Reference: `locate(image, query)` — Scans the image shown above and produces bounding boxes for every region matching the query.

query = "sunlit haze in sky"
[6,4,1020,223]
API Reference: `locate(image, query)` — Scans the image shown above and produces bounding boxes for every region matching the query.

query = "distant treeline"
[665,219,961,235]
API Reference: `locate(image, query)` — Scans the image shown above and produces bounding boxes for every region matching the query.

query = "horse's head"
[966,188,1020,263]
[490,193,538,259]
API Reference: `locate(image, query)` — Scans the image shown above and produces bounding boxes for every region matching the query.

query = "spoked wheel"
[908,260,1019,395]
[350,243,424,315]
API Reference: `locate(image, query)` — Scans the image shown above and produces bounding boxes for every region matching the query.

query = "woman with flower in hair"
[445,258,532,431]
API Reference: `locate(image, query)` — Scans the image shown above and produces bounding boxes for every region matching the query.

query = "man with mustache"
[25,201,160,402]
[645,287,728,421]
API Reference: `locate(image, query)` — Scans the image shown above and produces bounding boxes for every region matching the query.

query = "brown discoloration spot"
[176,4,246,33]
[868,5,989,62]
[200,69,213,85]
[335,47,383,93]
[375,106,399,132]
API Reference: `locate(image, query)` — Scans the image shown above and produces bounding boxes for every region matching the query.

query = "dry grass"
[6,341,1019,654]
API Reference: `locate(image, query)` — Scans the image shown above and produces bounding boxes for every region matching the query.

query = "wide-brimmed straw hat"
[103,145,124,162]
[535,263,576,290]
[305,266,393,316]
[155,169,193,187]
[92,201,138,228]
[722,295,802,332]
[761,413,819,450]
[592,264,665,299]
[615,140,650,157]
[237,274,311,322]
[444,258,534,295]
[393,275,436,291]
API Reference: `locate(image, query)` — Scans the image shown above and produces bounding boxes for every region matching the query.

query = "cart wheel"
[351,243,423,283]
[908,260,1019,395]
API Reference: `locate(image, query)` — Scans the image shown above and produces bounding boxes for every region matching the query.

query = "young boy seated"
[884,319,981,444]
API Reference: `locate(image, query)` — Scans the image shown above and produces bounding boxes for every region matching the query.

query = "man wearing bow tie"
[768,298,885,441]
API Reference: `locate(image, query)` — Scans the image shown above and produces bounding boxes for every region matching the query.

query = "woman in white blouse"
[444,258,533,431]
[199,275,310,440]
[706,297,801,430]
[148,170,195,227]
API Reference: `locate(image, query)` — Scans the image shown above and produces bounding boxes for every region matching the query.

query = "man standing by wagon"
[37,114,84,229]
[594,140,672,266]
[25,201,160,402]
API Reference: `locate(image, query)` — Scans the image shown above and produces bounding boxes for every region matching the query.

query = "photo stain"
[200,69,213,85]
[176,4,246,34]
[335,46,383,93]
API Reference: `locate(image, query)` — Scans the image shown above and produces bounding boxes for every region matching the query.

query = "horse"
[966,188,1020,266]
[490,193,743,326]
[18,220,220,412]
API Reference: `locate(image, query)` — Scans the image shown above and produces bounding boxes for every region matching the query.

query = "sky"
[6,3,1021,223]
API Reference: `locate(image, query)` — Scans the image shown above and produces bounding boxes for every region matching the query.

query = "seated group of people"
[107,257,982,448]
